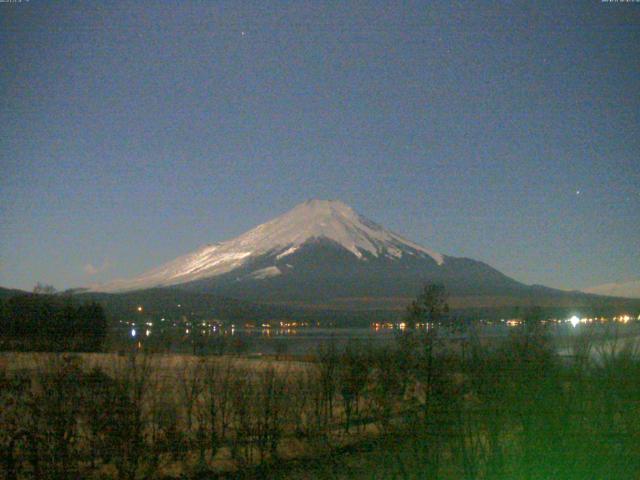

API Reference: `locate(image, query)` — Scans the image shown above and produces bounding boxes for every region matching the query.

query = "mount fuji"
[89,200,635,310]
[93,200,446,292]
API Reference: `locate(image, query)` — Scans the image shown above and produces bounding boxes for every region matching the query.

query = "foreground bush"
[1,323,639,479]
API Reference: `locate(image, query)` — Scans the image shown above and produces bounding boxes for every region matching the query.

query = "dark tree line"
[0,293,107,351]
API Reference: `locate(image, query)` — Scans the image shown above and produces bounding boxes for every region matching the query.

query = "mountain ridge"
[91,199,445,293]
[86,200,640,313]
[584,279,640,299]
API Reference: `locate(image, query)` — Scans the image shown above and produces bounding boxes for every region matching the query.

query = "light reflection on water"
[121,321,640,356]
[235,323,640,355]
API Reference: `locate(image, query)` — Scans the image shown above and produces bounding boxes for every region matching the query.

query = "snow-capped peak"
[91,199,443,292]
[240,199,443,263]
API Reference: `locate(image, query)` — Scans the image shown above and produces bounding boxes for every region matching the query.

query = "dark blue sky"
[1,1,639,291]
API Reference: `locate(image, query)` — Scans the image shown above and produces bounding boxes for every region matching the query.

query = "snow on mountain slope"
[583,279,640,299]
[91,199,444,293]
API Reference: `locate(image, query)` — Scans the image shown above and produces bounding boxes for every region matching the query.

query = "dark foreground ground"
[3,323,640,480]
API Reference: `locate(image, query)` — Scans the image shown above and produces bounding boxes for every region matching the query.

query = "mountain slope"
[92,199,445,293]
[0,286,30,299]
[584,280,640,299]
[89,200,638,312]
[180,237,528,303]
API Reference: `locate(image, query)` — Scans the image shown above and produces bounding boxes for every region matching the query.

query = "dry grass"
[0,351,311,374]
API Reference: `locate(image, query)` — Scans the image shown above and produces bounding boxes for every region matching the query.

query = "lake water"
[223,323,640,356]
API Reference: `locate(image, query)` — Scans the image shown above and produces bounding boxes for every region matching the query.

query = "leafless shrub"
[28,355,85,479]
[228,369,255,467]
[370,344,407,432]
[203,358,235,462]
[338,339,369,434]
[108,352,154,480]
[0,365,31,480]
[176,358,205,438]
[253,367,287,462]
[316,339,339,428]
